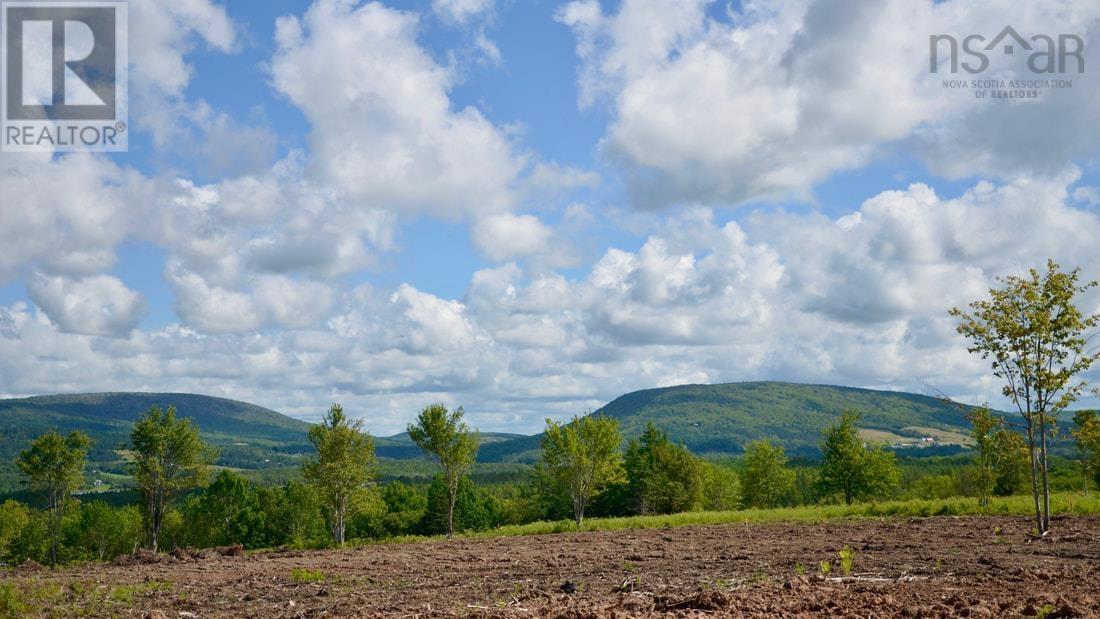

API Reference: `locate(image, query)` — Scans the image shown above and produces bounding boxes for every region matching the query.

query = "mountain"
[479,381,976,462]
[0,393,313,491]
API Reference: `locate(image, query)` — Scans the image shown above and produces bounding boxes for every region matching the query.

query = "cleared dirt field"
[5,515,1100,617]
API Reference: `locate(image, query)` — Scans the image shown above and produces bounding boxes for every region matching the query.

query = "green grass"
[0,580,172,616]
[347,492,1100,547]
[290,568,325,584]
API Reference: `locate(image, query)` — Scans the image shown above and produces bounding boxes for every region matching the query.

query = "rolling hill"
[0,393,314,492]
[478,381,977,462]
[0,382,979,491]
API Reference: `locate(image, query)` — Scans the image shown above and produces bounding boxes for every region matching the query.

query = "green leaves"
[740,440,794,509]
[540,414,625,525]
[16,430,90,566]
[817,411,899,504]
[951,259,1098,532]
[624,423,705,515]
[407,404,479,536]
[302,404,376,545]
[131,405,216,551]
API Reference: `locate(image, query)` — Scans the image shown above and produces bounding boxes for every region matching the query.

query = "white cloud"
[433,0,495,25]
[472,213,554,261]
[270,0,524,219]
[28,274,146,337]
[558,0,1100,207]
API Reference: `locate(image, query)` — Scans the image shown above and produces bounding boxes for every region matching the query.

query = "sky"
[3,0,1100,434]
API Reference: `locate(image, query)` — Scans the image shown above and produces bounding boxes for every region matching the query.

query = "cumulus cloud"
[28,274,146,337]
[472,213,554,261]
[558,0,1100,207]
[270,0,525,219]
[6,171,1094,431]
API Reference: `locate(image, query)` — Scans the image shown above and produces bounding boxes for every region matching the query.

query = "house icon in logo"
[984,26,1032,55]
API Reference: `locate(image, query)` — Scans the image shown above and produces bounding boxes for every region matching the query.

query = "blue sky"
[2,0,1100,433]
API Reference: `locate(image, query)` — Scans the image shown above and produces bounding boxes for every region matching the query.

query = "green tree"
[302,404,376,546]
[419,475,503,535]
[75,502,142,561]
[700,462,741,511]
[951,260,1100,533]
[968,405,1001,507]
[540,414,624,526]
[991,428,1029,496]
[261,481,327,548]
[0,500,30,564]
[377,482,428,538]
[624,423,704,515]
[739,440,795,509]
[131,405,215,552]
[17,430,90,566]
[407,404,479,537]
[184,470,265,548]
[1071,410,1100,494]
[817,411,900,504]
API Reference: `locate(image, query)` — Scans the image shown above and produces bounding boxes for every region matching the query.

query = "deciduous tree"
[303,404,375,546]
[407,404,479,537]
[540,414,624,526]
[739,440,794,509]
[1072,410,1100,494]
[951,260,1099,533]
[17,430,90,566]
[131,405,216,552]
[817,411,900,504]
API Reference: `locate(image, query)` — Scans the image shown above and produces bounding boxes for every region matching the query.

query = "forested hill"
[0,393,313,490]
[478,381,976,462]
[0,383,978,490]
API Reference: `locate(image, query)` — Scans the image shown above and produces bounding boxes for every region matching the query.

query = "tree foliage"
[739,440,794,509]
[16,430,90,566]
[968,406,1000,507]
[407,404,479,537]
[817,411,900,504]
[951,260,1099,533]
[131,405,215,552]
[540,414,625,526]
[624,423,704,514]
[302,404,375,546]
[1072,410,1100,494]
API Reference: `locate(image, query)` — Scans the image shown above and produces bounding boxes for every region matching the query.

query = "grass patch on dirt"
[348,493,1099,545]
[0,578,172,617]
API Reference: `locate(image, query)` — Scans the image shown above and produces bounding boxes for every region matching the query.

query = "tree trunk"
[1040,420,1051,532]
[447,493,456,538]
[1026,424,1043,534]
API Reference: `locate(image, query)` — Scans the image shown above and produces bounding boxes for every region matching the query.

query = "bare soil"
[7,515,1100,617]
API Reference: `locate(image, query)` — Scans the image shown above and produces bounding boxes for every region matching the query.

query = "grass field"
[367,492,1100,546]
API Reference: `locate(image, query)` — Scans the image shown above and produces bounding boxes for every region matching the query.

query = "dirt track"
[6,515,1100,617]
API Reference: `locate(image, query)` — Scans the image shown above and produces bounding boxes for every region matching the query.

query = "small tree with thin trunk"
[407,404,479,537]
[131,405,215,552]
[968,405,1001,508]
[951,260,1099,534]
[1072,410,1100,495]
[540,414,624,527]
[303,404,376,546]
[17,430,90,567]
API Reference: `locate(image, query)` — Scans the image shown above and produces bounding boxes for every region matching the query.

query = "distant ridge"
[478,381,976,462]
[0,392,313,491]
